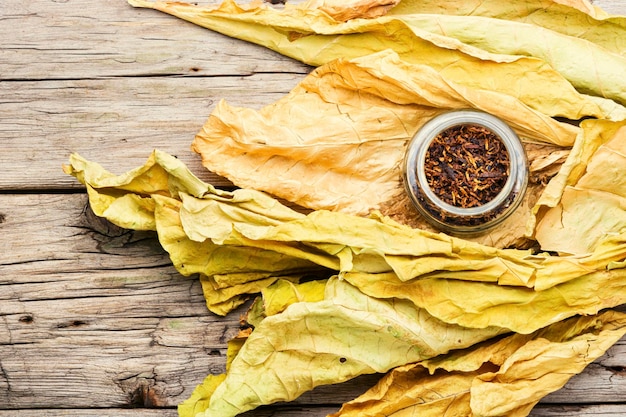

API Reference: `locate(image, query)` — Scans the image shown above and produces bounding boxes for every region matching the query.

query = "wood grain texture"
[0,75,303,190]
[592,0,625,14]
[3,404,626,417]
[0,0,307,81]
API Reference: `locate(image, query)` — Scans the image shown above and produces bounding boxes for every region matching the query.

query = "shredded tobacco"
[424,124,510,208]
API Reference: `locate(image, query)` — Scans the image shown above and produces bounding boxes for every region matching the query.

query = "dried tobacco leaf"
[342,262,626,334]
[64,149,626,291]
[181,277,507,417]
[330,311,626,417]
[63,151,326,315]
[388,0,626,57]
[127,0,626,248]
[398,13,626,106]
[305,0,401,21]
[127,0,613,120]
[531,119,626,255]
[261,277,327,316]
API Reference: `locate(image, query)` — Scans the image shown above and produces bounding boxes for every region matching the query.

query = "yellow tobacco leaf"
[151,193,319,278]
[402,13,626,106]
[553,0,610,17]
[64,152,626,416]
[332,363,476,417]
[62,152,166,231]
[178,373,226,417]
[304,0,400,21]
[176,183,305,244]
[198,274,280,316]
[127,0,626,249]
[225,336,246,372]
[190,277,506,417]
[389,0,626,57]
[343,264,626,334]
[331,310,626,417]
[261,277,327,316]
[532,120,626,255]
[152,195,308,315]
[470,311,626,416]
[198,273,327,316]
[66,150,626,295]
[64,150,327,315]
[185,206,542,287]
[62,149,261,231]
[128,0,611,120]
[179,188,626,291]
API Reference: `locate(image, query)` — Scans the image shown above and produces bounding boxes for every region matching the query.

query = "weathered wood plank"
[592,0,626,14]
[1,193,625,411]
[0,75,303,191]
[0,0,309,81]
[0,411,179,417]
[2,404,626,417]
[0,193,232,408]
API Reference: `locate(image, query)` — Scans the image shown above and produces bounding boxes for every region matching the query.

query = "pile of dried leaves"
[65,0,626,416]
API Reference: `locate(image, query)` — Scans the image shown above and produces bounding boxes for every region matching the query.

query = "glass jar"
[403,110,528,235]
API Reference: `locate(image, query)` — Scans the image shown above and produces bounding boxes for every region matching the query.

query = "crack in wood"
[56,320,89,329]
[115,371,162,408]
[0,358,11,395]
[606,365,626,377]
[18,315,34,324]
[1,258,76,268]
[218,324,235,344]
[81,202,132,238]
[74,202,171,260]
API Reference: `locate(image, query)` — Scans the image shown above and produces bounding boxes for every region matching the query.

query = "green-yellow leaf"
[331,310,626,417]
[261,277,327,316]
[191,277,506,417]
[343,263,626,334]
[401,13,626,106]
[389,0,626,57]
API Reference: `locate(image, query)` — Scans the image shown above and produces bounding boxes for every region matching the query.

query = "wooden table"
[1,0,625,415]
